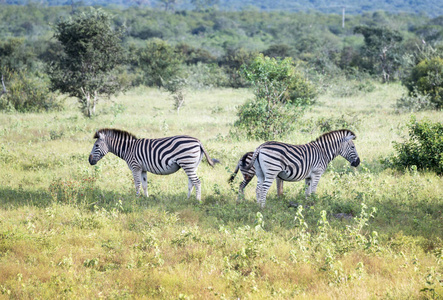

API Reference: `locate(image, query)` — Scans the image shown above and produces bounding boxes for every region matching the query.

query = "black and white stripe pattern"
[228,152,284,198]
[88,128,214,201]
[244,129,360,207]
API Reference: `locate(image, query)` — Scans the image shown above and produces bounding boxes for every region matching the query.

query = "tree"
[234,54,315,140]
[354,25,403,82]
[159,0,181,11]
[0,38,36,72]
[137,39,183,87]
[191,0,219,11]
[404,57,443,109]
[48,8,126,117]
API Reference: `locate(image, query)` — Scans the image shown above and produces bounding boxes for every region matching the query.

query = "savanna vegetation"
[0,1,442,299]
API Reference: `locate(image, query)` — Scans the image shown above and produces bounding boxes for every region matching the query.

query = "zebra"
[228,152,284,198]
[243,129,360,208]
[88,128,214,201]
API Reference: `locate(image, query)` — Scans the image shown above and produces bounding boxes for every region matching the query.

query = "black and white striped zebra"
[244,129,360,207]
[228,152,284,198]
[88,128,214,201]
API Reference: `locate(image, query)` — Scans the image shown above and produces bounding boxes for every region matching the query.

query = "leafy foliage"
[403,57,443,109]
[353,25,403,82]
[234,54,315,140]
[390,117,443,174]
[0,68,61,112]
[137,39,184,87]
[47,8,126,117]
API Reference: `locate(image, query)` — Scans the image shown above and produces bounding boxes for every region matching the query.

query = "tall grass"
[0,83,442,298]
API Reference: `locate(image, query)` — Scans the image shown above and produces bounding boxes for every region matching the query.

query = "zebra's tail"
[243,147,260,170]
[228,163,240,183]
[201,145,215,167]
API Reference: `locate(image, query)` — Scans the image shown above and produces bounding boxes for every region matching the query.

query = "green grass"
[0,83,442,299]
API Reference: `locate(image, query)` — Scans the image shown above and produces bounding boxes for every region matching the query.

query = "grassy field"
[0,82,442,299]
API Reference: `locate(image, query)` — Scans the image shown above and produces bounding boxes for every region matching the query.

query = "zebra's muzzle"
[89,154,96,165]
[351,157,360,167]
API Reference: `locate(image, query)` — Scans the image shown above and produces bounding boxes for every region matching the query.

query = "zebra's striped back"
[89,128,214,201]
[247,129,360,207]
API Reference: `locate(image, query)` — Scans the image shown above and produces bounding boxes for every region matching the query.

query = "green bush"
[233,98,301,140]
[395,89,433,113]
[137,39,184,87]
[233,54,314,140]
[0,69,62,112]
[390,117,443,174]
[403,57,443,109]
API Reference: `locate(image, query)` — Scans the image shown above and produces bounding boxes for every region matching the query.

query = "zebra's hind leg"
[187,178,195,199]
[182,168,202,202]
[238,176,252,201]
[254,161,267,208]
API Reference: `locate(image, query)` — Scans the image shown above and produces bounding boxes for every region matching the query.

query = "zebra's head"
[89,132,109,165]
[338,134,360,167]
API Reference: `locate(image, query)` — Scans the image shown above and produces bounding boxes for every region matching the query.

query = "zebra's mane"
[314,129,356,142]
[93,128,137,140]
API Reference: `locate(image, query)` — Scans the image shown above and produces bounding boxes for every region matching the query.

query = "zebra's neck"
[107,137,135,160]
[312,137,341,163]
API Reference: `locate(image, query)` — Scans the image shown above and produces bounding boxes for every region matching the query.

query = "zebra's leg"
[305,177,312,198]
[309,173,322,195]
[276,178,284,197]
[254,166,264,207]
[132,169,143,196]
[182,168,201,202]
[238,175,252,200]
[187,178,195,199]
[141,171,149,197]
[259,177,278,208]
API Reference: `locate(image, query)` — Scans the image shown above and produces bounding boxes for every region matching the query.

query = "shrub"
[233,54,315,140]
[390,117,443,174]
[183,62,228,89]
[403,57,443,109]
[395,89,433,113]
[234,98,301,140]
[0,68,62,112]
[137,38,184,87]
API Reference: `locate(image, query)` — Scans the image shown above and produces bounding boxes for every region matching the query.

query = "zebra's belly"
[277,170,306,182]
[146,162,181,175]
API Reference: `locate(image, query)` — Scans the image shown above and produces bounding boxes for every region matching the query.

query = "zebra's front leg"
[141,171,149,197]
[305,177,312,198]
[132,169,143,196]
[309,173,322,195]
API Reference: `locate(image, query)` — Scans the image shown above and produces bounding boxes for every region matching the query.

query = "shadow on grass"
[0,185,441,241]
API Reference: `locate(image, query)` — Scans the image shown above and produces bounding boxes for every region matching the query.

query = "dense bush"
[403,57,443,109]
[234,99,301,140]
[390,117,443,174]
[0,69,62,112]
[137,39,184,87]
[234,54,315,140]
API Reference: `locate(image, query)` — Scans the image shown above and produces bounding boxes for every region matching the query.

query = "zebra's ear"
[344,135,356,142]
